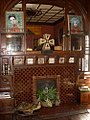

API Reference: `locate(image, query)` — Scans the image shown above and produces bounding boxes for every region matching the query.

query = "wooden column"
[22,0,26,52]
[63,0,69,51]
[22,0,26,32]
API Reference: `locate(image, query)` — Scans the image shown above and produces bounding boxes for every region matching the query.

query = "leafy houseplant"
[36,86,60,107]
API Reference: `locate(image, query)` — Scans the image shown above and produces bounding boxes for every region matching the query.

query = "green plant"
[36,86,58,104]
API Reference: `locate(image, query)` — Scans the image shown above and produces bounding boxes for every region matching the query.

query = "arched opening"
[6,0,87,52]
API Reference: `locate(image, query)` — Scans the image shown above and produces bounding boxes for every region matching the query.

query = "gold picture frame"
[26,58,34,64]
[69,57,74,63]
[59,57,65,63]
[68,15,83,34]
[38,57,44,64]
[6,11,24,33]
[13,56,24,65]
[48,57,55,64]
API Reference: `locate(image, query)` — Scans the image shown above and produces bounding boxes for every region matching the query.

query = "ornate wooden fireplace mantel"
[13,63,78,106]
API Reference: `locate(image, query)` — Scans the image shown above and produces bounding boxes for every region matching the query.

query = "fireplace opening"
[37,79,56,90]
[32,75,60,107]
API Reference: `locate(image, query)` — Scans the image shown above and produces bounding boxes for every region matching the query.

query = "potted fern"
[36,86,60,107]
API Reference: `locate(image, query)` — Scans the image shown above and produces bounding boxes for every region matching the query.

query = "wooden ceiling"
[12,2,65,24]
[0,0,88,30]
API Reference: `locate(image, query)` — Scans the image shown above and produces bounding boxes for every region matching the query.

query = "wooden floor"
[35,103,90,120]
[15,103,90,120]
[44,113,90,120]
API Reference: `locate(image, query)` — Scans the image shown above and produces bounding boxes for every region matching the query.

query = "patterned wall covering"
[13,64,78,106]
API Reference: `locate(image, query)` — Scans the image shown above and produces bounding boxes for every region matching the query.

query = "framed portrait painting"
[6,11,24,33]
[68,15,83,34]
